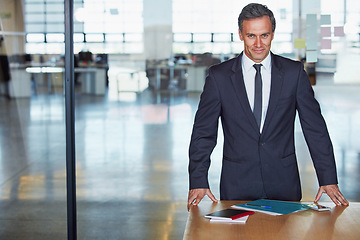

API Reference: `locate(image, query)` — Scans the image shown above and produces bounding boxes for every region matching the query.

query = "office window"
[105,34,124,42]
[25,13,45,23]
[346,0,360,42]
[85,34,104,43]
[46,3,64,12]
[26,24,45,33]
[321,0,360,42]
[172,0,293,54]
[46,33,64,42]
[74,33,85,43]
[46,24,64,33]
[213,34,232,42]
[24,0,143,54]
[173,33,192,42]
[46,13,64,22]
[27,34,45,42]
[193,34,212,42]
[25,2,45,13]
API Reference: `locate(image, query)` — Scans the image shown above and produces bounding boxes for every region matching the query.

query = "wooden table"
[184,201,360,240]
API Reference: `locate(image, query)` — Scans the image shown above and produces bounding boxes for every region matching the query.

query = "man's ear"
[238,29,244,41]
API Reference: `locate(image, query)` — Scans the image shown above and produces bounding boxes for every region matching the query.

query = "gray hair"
[238,3,276,32]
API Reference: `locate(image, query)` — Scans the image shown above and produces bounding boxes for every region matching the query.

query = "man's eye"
[262,34,269,38]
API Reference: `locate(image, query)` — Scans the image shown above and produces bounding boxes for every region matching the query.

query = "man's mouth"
[253,49,264,54]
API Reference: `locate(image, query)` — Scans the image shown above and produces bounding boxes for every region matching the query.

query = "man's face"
[239,16,274,63]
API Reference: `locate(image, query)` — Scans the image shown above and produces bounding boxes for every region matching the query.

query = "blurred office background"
[0,0,359,239]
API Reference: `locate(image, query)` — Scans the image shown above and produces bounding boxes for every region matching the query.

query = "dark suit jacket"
[188,52,338,201]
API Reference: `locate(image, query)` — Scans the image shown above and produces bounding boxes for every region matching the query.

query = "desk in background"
[23,66,107,96]
[75,67,106,95]
[8,67,32,98]
[146,64,207,92]
[184,201,360,240]
[25,67,63,94]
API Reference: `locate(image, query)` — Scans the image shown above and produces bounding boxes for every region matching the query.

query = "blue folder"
[232,199,309,215]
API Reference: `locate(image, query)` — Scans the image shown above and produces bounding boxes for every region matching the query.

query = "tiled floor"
[1,55,360,239]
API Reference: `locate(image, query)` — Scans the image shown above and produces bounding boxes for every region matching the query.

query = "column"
[143,0,173,60]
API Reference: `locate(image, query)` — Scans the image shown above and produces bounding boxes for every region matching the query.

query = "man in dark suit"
[187,3,348,211]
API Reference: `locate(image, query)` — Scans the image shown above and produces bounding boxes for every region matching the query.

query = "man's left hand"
[315,184,349,206]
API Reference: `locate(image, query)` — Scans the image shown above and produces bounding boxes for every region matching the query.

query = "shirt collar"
[242,52,272,72]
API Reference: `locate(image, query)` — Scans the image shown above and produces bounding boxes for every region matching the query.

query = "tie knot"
[253,64,262,72]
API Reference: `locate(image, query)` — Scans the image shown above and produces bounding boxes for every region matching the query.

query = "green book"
[232,199,309,215]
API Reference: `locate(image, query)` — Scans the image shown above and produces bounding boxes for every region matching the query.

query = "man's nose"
[255,37,262,47]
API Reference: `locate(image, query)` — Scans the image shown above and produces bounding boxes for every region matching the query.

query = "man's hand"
[315,184,349,206]
[187,188,217,211]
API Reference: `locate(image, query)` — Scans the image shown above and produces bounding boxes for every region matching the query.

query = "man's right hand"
[187,188,217,211]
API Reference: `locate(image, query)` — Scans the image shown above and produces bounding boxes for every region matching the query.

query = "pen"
[245,203,272,209]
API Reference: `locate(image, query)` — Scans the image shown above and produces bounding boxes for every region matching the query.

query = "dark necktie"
[253,64,262,130]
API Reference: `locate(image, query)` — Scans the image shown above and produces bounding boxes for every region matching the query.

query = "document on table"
[204,209,254,223]
[209,215,249,223]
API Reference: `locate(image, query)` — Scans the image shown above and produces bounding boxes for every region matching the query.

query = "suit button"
[260,142,265,146]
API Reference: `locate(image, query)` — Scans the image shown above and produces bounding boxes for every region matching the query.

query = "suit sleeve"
[295,64,338,186]
[188,68,221,190]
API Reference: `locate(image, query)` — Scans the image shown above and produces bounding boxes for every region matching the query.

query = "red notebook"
[205,209,255,220]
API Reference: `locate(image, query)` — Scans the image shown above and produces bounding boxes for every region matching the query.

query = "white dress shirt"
[241,53,272,133]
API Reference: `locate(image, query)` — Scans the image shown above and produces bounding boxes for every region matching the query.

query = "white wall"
[0,0,25,55]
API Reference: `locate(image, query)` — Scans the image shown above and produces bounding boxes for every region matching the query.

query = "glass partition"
[1,1,359,239]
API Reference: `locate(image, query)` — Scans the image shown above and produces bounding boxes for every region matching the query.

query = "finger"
[339,194,349,206]
[187,196,197,211]
[206,189,218,203]
[188,190,195,211]
[193,194,204,206]
[334,191,349,206]
[329,193,341,206]
[326,189,343,206]
[187,201,192,212]
[187,191,204,210]
[314,188,324,203]
[187,191,197,211]
[333,187,349,206]
[187,198,193,211]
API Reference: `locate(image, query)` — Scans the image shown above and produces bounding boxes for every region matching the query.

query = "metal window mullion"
[64,0,77,239]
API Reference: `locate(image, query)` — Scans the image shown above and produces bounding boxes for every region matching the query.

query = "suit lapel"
[262,53,285,135]
[230,54,260,134]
